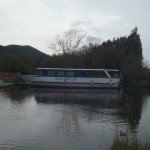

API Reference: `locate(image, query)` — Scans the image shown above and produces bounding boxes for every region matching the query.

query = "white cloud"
[70,14,131,42]
[86,36,101,44]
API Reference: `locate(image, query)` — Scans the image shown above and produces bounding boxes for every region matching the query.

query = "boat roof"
[37,68,119,71]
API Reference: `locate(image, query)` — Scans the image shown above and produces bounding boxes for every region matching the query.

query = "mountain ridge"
[2,44,48,57]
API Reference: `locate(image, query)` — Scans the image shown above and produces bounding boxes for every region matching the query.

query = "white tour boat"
[20,68,120,89]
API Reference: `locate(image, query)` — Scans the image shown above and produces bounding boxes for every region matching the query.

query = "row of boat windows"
[36,70,119,78]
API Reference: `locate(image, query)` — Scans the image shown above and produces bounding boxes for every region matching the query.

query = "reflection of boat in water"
[21,68,120,89]
[26,87,121,107]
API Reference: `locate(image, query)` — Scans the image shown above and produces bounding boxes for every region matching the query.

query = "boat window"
[57,71,65,77]
[88,71,99,77]
[108,71,119,78]
[42,70,48,76]
[48,70,55,77]
[39,71,43,76]
[66,71,75,77]
[88,71,92,77]
[36,70,47,76]
[98,71,108,78]
[76,70,89,77]
[36,70,40,75]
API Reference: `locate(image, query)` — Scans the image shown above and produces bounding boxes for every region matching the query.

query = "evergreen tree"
[126,27,143,62]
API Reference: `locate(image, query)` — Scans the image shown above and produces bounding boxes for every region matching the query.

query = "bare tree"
[50,29,86,54]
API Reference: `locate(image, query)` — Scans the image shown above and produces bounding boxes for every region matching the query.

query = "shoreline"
[0,80,15,88]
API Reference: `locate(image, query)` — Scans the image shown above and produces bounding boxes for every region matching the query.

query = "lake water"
[0,85,150,150]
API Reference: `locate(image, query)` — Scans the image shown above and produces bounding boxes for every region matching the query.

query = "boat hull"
[20,75,120,89]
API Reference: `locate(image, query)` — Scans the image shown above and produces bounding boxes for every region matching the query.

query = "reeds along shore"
[111,129,150,150]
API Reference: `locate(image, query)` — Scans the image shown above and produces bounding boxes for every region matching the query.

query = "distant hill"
[0,45,51,74]
[4,45,48,58]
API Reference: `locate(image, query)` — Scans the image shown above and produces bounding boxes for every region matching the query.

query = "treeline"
[48,27,147,78]
[0,27,149,77]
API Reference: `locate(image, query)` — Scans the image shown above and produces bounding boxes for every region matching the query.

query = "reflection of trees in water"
[34,88,147,136]
[32,88,122,137]
[33,88,145,131]
[0,85,30,104]
[34,89,124,137]
[117,90,146,133]
[1,86,147,136]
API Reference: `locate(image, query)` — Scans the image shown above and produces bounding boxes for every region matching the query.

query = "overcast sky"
[0,0,150,62]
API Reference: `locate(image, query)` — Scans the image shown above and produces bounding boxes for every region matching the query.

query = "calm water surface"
[0,85,150,150]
